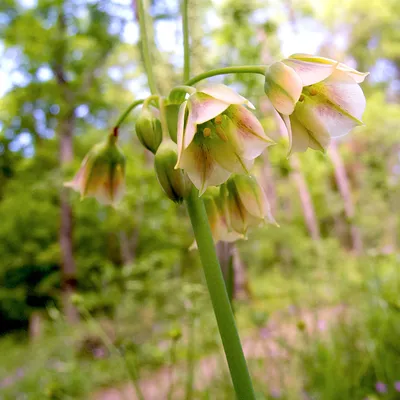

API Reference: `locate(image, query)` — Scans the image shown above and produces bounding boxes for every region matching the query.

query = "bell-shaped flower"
[154,140,192,203]
[190,187,242,249]
[264,54,368,153]
[65,136,125,205]
[175,84,274,195]
[204,187,243,243]
[221,175,277,236]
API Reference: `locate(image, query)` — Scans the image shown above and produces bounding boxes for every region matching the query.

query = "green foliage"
[0,0,400,397]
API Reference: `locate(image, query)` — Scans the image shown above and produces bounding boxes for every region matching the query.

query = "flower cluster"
[65,53,368,242]
[264,54,368,153]
[200,174,277,244]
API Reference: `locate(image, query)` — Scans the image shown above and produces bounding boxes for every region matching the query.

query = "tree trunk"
[59,113,79,323]
[289,155,321,241]
[328,141,363,253]
[29,311,43,341]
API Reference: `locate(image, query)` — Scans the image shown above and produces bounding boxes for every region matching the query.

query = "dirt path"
[92,305,345,400]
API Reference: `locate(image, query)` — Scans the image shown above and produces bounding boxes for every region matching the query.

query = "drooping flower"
[65,136,125,205]
[175,84,274,195]
[264,53,368,153]
[203,187,243,244]
[154,140,192,203]
[221,174,277,236]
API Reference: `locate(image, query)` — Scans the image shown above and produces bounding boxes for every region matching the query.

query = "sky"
[0,0,328,99]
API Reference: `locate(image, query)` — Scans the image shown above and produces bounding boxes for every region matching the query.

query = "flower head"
[221,174,277,236]
[175,84,274,195]
[65,136,125,205]
[264,53,368,153]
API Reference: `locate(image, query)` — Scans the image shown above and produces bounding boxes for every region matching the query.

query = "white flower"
[175,84,274,195]
[264,54,369,153]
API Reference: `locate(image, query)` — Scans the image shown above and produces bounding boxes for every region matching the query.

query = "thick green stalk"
[137,0,158,94]
[182,0,190,81]
[185,189,256,400]
[185,65,266,86]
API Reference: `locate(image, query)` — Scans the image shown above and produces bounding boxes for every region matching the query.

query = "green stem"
[184,317,196,400]
[80,307,145,400]
[113,99,145,133]
[158,97,169,140]
[185,188,256,400]
[182,0,190,81]
[185,65,266,86]
[143,94,160,108]
[137,0,158,94]
[167,340,178,400]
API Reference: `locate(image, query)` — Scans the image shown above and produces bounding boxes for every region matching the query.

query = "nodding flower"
[264,53,368,154]
[65,136,125,206]
[175,84,274,195]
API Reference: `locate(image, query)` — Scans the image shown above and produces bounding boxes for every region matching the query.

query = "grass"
[0,252,399,399]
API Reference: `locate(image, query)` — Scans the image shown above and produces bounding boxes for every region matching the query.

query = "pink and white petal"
[264,62,303,115]
[225,106,274,159]
[206,164,232,192]
[287,114,327,153]
[183,108,197,149]
[179,141,231,195]
[111,165,126,204]
[207,131,255,174]
[210,140,254,174]
[227,195,247,234]
[199,84,255,109]
[234,175,267,219]
[175,101,188,168]
[288,115,310,154]
[337,63,369,83]
[64,155,91,194]
[295,95,362,139]
[315,69,366,119]
[189,93,230,124]
[289,53,369,84]
[277,113,293,153]
[289,53,338,65]
[283,59,336,86]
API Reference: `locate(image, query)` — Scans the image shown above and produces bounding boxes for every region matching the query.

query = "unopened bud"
[154,140,192,203]
[65,136,125,205]
[165,104,180,143]
[135,107,162,154]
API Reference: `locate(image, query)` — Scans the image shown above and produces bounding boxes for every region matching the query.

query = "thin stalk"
[185,65,266,86]
[184,317,196,400]
[137,0,158,94]
[182,0,190,81]
[185,188,256,400]
[158,97,169,140]
[113,99,145,134]
[80,307,145,400]
[143,94,160,108]
[167,339,178,400]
